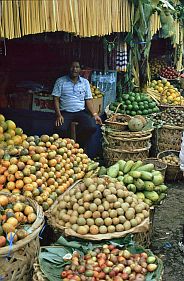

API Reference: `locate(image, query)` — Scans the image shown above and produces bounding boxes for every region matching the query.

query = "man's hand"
[94,114,102,125]
[56,115,64,126]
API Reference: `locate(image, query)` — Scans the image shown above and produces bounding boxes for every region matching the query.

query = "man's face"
[70,62,81,78]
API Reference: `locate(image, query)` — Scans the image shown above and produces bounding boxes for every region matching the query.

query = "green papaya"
[98,166,107,176]
[137,163,154,172]
[129,171,141,179]
[134,178,145,191]
[152,171,161,176]
[159,184,168,193]
[144,198,153,206]
[117,176,124,182]
[140,171,153,181]
[130,160,143,171]
[123,160,135,174]
[152,174,164,186]
[118,160,126,172]
[127,184,136,193]
[107,163,119,178]
[144,191,159,202]
[144,181,155,191]
[123,175,134,185]
[136,192,145,200]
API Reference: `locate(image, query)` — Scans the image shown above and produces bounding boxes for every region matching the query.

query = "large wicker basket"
[157,125,183,152]
[103,145,150,165]
[0,193,44,281]
[103,133,152,150]
[157,150,182,182]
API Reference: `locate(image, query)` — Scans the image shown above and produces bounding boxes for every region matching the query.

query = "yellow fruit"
[162,99,167,104]
[165,82,170,86]
[6,120,16,130]
[0,114,5,123]
[15,128,23,135]
[7,129,15,137]
[158,87,163,93]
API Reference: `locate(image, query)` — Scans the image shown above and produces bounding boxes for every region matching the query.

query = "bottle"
[91,71,97,86]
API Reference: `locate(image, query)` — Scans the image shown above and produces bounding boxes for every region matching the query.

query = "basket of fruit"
[157,150,182,182]
[32,238,164,281]
[46,177,150,241]
[159,66,180,81]
[105,113,131,131]
[0,193,44,281]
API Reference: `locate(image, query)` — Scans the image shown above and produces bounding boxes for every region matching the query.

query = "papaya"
[137,163,154,172]
[144,191,159,202]
[98,166,107,176]
[152,174,164,186]
[127,184,136,193]
[134,178,145,191]
[129,171,141,179]
[107,163,119,178]
[144,181,154,191]
[159,184,168,193]
[123,175,134,185]
[130,160,143,171]
[123,160,134,174]
[136,192,145,200]
[144,198,153,206]
[118,160,126,172]
[140,171,153,181]
[117,176,124,182]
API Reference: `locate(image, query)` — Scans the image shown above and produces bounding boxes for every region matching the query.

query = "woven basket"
[103,133,152,150]
[157,150,182,182]
[157,125,184,152]
[32,258,47,281]
[105,114,131,131]
[103,145,150,165]
[143,158,167,179]
[0,193,44,281]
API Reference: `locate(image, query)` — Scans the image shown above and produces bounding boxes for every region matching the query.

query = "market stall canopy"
[0,0,132,39]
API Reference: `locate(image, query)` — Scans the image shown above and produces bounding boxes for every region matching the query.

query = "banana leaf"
[38,235,163,281]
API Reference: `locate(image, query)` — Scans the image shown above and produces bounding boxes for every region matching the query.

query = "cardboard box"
[93,97,103,115]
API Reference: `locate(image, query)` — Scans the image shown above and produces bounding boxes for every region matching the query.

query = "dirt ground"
[151,181,184,281]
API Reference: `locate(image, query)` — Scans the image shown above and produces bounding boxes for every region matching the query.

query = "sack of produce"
[33,236,164,281]
[0,192,44,281]
[46,177,150,240]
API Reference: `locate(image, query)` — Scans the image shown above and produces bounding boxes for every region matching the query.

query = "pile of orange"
[0,194,37,247]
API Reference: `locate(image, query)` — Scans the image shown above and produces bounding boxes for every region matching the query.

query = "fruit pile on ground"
[61,244,158,281]
[109,92,159,116]
[0,194,37,247]
[0,114,26,148]
[160,66,179,80]
[98,160,168,206]
[51,177,149,235]
[90,85,103,99]
[0,134,90,210]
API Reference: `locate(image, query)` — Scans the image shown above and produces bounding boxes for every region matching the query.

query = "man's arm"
[85,99,102,125]
[53,96,64,126]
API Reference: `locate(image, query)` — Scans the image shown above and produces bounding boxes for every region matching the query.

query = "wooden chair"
[70,122,78,141]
